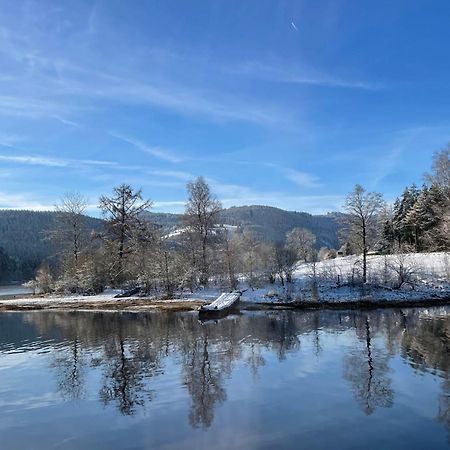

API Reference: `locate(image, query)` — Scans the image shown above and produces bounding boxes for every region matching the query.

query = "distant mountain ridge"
[147,205,339,247]
[218,205,339,248]
[0,206,340,282]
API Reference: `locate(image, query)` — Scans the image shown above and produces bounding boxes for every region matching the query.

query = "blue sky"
[0,0,449,214]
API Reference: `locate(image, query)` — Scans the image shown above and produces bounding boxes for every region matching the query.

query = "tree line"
[25,146,449,295]
[28,177,310,296]
[340,147,449,284]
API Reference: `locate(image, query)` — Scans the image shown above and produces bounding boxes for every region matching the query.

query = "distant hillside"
[146,205,340,248]
[0,206,340,282]
[219,205,339,248]
[145,212,182,229]
[0,210,104,283]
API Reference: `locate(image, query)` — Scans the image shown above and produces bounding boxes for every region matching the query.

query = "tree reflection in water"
[343,315,393,415]
[52,339,85,401]
[182,327,227,428]
[19,307,450,433]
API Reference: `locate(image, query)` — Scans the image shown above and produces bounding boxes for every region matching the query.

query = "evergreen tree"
[392,184,420,247]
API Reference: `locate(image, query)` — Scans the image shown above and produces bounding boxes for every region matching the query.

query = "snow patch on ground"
[1,252,449,308]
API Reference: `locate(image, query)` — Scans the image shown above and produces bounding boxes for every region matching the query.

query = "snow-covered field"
[0,252,449,309]
[293,252,450,286]
[251,251,450,303]
[180,252,450,304]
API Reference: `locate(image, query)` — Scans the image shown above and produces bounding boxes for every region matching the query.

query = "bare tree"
[341,185,385,283]
[34,262,54,293]
[50,193,88,267]
[99,184,152,286]
[273,242,297,286]
[47,193,90,292]
[218,227,239,290]
[286,227,317,262]
[183,177,222,286]
[387,250,417,289]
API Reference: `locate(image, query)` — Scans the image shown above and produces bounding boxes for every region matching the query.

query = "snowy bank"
[0,289,205,312]
[1,252,449,311]
[242,251,450,304]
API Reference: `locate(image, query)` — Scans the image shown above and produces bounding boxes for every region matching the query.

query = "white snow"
[238,252,450,304]
[1,252,449,308]
[200,292,240,311]
[293,252,450,285]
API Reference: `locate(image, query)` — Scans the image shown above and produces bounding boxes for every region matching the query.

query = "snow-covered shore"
[1,252,449,311]
[183,252,450,305]
[0,289,205,312]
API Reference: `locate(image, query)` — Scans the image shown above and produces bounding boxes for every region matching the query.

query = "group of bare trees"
[26,146,449,296]
[31,177,306,296]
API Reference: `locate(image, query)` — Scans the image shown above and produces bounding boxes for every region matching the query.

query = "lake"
[0,308,449,449]
[0,285,33,297]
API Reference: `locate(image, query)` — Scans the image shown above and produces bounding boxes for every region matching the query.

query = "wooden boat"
[198,291,243,318]
[114,287,141,298]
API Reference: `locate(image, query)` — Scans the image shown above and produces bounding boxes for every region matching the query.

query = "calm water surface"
[0,285,33,297]
[0,308,449,449]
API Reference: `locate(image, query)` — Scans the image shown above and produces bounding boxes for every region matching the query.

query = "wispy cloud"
[151,170,193,181]
[0,95,79,122]
[110,133,183,163]
[284,168,322,188]
[227,61,382,90]
[0,191,54,211]
[0,16,298,127]
[0,133,26,147]
[0,154,118,169]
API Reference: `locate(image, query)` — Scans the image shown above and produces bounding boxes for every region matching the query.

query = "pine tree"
[392,184,420,247]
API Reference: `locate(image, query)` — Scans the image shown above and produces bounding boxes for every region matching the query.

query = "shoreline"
[0,295,449,313]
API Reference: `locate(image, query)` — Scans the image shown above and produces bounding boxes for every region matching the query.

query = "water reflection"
[343,316,393,415]
[0,307,449,442]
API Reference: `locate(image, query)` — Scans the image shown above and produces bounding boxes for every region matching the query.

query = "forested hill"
[147,206,340,247]
[219,206,340,248]
[0,211,103,283]
[0,206,339,282]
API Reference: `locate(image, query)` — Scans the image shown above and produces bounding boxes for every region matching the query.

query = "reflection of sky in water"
[0,285,33,296]
[0,308,449,450]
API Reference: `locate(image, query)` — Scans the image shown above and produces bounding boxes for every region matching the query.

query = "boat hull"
[198,302,240,319]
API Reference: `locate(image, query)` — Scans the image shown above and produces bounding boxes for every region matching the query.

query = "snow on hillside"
[164,224,238,239]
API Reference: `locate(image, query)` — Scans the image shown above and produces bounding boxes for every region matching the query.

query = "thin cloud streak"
[284,168,322,188]
[227,61,382,90]
[110,133,183,163]
[0,154,118,169]
[0,22,299,127]
[151,170,193,181]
